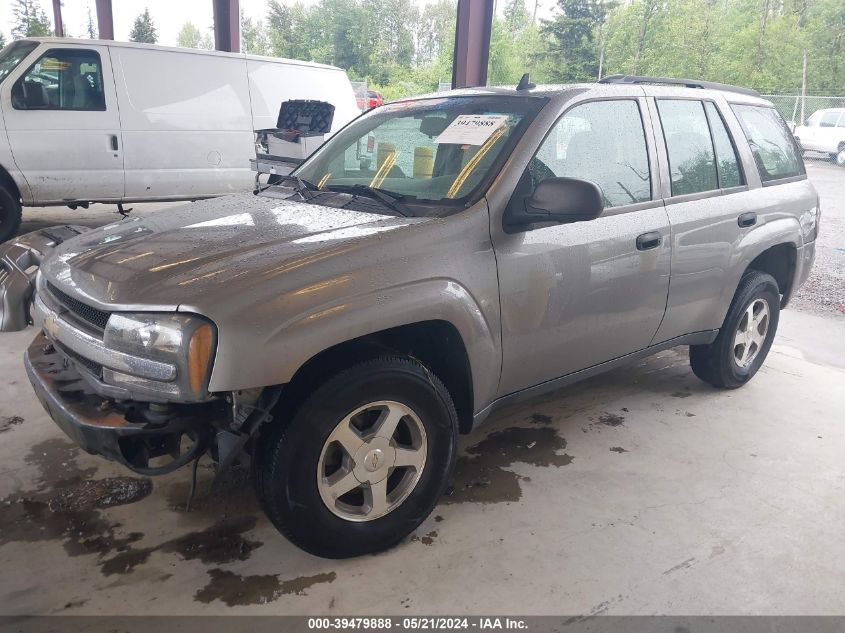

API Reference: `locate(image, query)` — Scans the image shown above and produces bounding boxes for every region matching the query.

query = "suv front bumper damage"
[25,332,215,475]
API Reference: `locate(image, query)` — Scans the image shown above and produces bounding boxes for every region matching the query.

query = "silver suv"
[8,76,819,558]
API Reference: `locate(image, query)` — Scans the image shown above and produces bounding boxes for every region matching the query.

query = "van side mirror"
[507,177,604,228]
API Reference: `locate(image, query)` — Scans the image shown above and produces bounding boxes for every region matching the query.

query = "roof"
[397,79,770,107]
[21,37,343,72]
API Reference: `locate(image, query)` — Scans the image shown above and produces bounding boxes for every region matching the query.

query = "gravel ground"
[792,158,845,316]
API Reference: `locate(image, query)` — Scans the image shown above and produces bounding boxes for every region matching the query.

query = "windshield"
[0,41,38,85]
[293,95,546,206]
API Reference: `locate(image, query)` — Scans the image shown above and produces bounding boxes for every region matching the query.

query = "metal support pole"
[95,0,114,40]
[451,0,494,89]
[213,0,241,53]
[51,0,64,37]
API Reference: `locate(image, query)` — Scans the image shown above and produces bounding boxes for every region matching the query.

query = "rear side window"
[13,48,105,111]
[731,105,805,183]
[820,111,841,127]
[704,102,743,188]
[657,99,717,196]
[838,114,845,128]
[531,99,651,208]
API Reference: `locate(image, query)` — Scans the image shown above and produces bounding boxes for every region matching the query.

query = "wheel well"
[0,164,22,203]
[746,243,797,306]
[280,321,475,434]
[838,141,845,152]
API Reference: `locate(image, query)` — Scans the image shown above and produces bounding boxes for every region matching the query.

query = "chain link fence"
[763,94,845,126]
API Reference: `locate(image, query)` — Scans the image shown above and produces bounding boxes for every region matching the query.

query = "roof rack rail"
[598,74,760,97]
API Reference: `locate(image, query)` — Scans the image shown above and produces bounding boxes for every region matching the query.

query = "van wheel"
[836,146,845,167]
[689,271,780,389]
[256,356,458,558]
[0,186,22,243]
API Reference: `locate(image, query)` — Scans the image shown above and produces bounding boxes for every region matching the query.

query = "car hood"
[41,193,431,311]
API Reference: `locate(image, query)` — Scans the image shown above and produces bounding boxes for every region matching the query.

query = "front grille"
[54,339,104,378]
[46,281,111,331]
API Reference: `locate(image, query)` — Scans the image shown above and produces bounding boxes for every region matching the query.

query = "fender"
[207,278,501,414]
[715,215,801,322]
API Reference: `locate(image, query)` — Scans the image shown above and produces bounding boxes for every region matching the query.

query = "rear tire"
[689,271,780,389]
[256,356,458,558]
[0,185,22,243]
[836,146,845,167]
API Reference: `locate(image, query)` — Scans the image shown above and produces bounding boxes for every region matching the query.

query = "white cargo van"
[0,38,360,241]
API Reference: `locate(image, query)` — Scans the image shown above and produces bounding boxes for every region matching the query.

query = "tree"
[11,0,52,39]
[241,12,271,55]
[177,22,201,49]
[504,0,530,36]
[0,32,6,49]
[129,8,157,44]
[86,3,97,38]
[543,0,615,81]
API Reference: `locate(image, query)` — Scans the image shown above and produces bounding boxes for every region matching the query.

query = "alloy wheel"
[317,400,427,522]
[733,298,770,368]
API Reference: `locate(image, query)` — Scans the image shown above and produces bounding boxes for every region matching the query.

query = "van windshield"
[292,96,546,207]
[0,41,37,85]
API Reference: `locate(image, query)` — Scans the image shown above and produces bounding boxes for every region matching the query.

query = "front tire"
[256,356,458,558]
[690,271,780,389]
[0,185,22,243]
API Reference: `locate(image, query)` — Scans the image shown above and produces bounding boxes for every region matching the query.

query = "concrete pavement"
[1,308,843,615]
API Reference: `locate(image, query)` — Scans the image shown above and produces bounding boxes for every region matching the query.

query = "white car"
[793,107,845,165]
[0,38,360,241]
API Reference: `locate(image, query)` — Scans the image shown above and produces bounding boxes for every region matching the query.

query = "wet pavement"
[1,308,843,615]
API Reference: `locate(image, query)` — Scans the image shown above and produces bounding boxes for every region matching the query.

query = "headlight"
[103,313,216,401]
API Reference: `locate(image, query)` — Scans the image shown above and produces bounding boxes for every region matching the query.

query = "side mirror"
[507,177,604,228]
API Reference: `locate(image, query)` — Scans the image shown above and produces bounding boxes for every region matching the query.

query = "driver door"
[493,98,672,395]
[1,44,123,204]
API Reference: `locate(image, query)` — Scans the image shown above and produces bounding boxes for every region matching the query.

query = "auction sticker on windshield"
[435,114,510,145]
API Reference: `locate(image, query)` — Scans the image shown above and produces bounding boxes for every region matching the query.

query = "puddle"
[49,477,152,512]
[597,412,625,427]
[0,415,24,433]
[164,463,260,519]
[194,569,337,606]
[443,426,573,504]
[100,516,262,576]
[0,440,149,559]
[411,530,438,545]
[25,438,97,491]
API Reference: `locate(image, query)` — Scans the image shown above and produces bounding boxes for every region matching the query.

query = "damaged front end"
[26,332,281,477]
[0,225,90,332]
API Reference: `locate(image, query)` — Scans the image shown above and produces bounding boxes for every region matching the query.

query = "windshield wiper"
[323,184,411,217]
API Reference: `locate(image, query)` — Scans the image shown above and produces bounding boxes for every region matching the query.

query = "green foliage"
[600,0,842,94]
[129,8,157,44]
[11,0,52,39]
[241,11,271,56]
[247,0,842,100]
[0,33,7,49]
[177,22,212,50]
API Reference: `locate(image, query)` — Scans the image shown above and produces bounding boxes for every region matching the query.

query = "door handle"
[738,212,757,228]
[636,231,662,251]
[109,134,119,151]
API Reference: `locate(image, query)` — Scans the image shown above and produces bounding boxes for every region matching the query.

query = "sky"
[2,1,557,49]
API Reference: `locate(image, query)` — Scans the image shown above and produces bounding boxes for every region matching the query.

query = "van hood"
[41,193,430,311]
